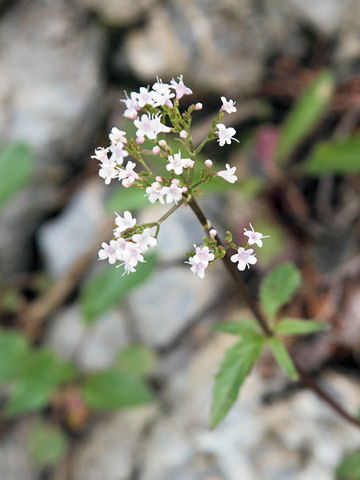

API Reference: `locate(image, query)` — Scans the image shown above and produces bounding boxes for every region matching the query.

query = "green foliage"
[260,262,302,320]
[210,336,264,428]
[212,320,260,336]
[81,254,157,324]
[276,70,334,165]
[304,134,360,175]
[105,187,149,213]
[336,449,360,479]
[7,350,75,416]
[82,369,153,410]
[269,337,298,380]
[275,318,329,335]
[0,143,35,210]
[116,344,158,379]
[29,423,68,468]
[0,329,30,382]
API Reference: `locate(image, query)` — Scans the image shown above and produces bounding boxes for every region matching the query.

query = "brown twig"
[188,196,360,429]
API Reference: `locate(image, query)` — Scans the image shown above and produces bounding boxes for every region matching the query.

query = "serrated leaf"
[0,143,35,210]
[336,449,360,479]
[6,350,75,416]
[82,369,153,410]
[116,344,158,379]
[210,337,263,428]
[269,337,298,380]
[304,134,360,175]
[29,423,68,467]
[105,187,149,213]
[276,70,334,165]
[276,318,329,335]
[213,320,260,336]
[0,329,30,382]
[260,262,302,320]
[81,254,157,324]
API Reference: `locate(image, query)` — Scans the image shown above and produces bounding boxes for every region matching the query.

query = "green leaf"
[269,337,298,380]
[6,350,75,416]
[260,262,302,320]
[82,369,153,410]
[304,134,360,175]
[275,318,329,336]
[213,320,260,336]
[0,143,35,210]
[0,329,30,382]
[210,337,264,428]
[105,187,149,213]
[81,254,157,324]
[29,423,68,467]
[336,449,360,479]
[116,344,158,379]
[277,70,334,165]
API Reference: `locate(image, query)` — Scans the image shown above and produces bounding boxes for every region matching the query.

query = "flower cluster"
[98,211,157,275]
[94,76,268,277]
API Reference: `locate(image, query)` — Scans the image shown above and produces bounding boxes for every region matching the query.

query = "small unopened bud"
[136,136,145,144]
[195,102,203,110]
[205,159,213,168]
[186,159,195,168]
[156,176,163,182]
[182,186,188,193]
[209,229,217,238]
[152,146,161,156]
[180,130,188,139]
[159,139,167,148]
[171,178,180,185]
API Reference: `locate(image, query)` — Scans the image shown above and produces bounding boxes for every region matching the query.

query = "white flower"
[217,163,237,183]
[166,151,191,175]
[136,86,154,107]
[230,247,257,271]
[151,79,174,107]
[98,240,119,264]
[163,180,183,204]
[194,246,215,264]
[151,113,171,136]
[121,91,140,119]
[134,113,170,140]
[114,211,136,237]
[187,255,207,279]
[216,123,239,146]
[109,127,127,146]
[244,223,270,248]
[99,162,118,185]
[170,75,192,99]
[120,242,145,275]
[92,147,109,163]
[109,142,128,165]
[118,161,139,188]
[132,228,157,253]
[220,96,237,114]
[145,181,166,204]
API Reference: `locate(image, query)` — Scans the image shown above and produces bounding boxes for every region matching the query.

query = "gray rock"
[128,266,220,348]
[0,419,39,480]
[72,406,156,480]
[78,0,155,27]
[45,304,130,372]
[122,0,304,93]
[38,179,106,278]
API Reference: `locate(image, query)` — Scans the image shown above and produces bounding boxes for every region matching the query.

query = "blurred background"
[1,0,360,479]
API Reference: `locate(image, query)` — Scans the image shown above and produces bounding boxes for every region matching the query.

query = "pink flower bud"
[205,159,213,168]
[156,176,163,182]
[180,130,188,139]
[171,178,180,185]
[159,139,167,148]
[195,102,203,110]
[136,136,145,144]
[186,159,195,168]
[209,229,217,238]
[182,186,188,192]
[152,146,161,156]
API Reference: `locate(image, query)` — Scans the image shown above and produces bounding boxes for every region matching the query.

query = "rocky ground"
[1,0,360,479]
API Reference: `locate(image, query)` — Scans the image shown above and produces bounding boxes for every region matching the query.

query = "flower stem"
[188,196,360,429]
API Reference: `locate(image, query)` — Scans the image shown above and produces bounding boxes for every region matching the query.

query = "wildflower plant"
[92,76,360,430]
